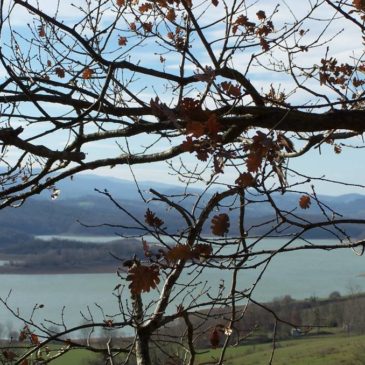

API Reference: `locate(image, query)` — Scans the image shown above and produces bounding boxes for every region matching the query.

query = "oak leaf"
[353,0,365,11]
[82,68,93,80]
[210,328,220,348]
[211,213,230,236]
[118,36,128,46]
[142,22,153,32]
[299,195,311,209]
[277,133,295,153]
[235,172,255,187]
[260,37,270,52]
[165,244,193,262]
[19,330,27,342]
[186,121,205,138]
[334,144,342,154]
[232,15,255,34]
[212,0,219,6]
[30,333,40,345]
[206,114,221,137]
[179,97,209,121]
[180,97,200,112]
[145,208,164,228]
[221,81,241,97]
[246,154,262,173]
[181,136,195,152]
[150,97,175,121]
[256,10,266,20]
[184,0,192,8]
[38,25,46,37]
[193,243,212,261]
[139,3,152,12]
[55,67,65,78]
[196,148,209,161]
[104,319,113,327]
[166,8,176,22]
[116,0,125,6]
[127,264,160,294]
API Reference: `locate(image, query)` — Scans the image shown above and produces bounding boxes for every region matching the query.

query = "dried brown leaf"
[256,10,266,20]
[82,68,93,80]
[55,67,65,78]
[118,36,128,46]
[127,264,160,294]
[165,244,193,262]
[145,208,164,228]
[211,213,230,236]
[235,172,255,187]
[299,195,311,209]
[166,8,176,22]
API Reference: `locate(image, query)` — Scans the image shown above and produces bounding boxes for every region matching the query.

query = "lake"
[1,237,365,337]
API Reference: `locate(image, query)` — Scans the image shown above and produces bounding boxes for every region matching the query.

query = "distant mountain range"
[1,174,365,240]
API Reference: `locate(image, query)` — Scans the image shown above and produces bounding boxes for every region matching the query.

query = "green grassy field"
[196,334,365,365]
[20,333,365,364]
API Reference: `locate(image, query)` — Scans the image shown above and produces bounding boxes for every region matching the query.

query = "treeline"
[0,234,144,274]
[154,291,365,350]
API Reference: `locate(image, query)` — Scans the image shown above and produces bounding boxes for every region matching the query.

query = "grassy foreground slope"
[48,334,365,365]
[197,334,365,365]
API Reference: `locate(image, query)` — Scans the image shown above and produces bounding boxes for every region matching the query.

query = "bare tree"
[1,0,365,364]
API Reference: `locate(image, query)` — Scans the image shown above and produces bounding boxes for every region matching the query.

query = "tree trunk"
[133,292,151,365]
[135,331,151,365]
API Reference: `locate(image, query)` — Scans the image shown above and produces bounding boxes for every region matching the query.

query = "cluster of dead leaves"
[165,243,212,263]
[220,81,242,98]
[125,239,214,295]
[167,26,186,50]
[244,131,275,173]
[185,114,221,139]
[18,325,40,346]
[232,15,256,34]
[243,131,294,174]
[179,98,209,121]
[126,243,212,294]
[265,84,287,105]
[319,57,355,88]
[232,11,273,51]
[177,97,224,162]
[241,132,296,191]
